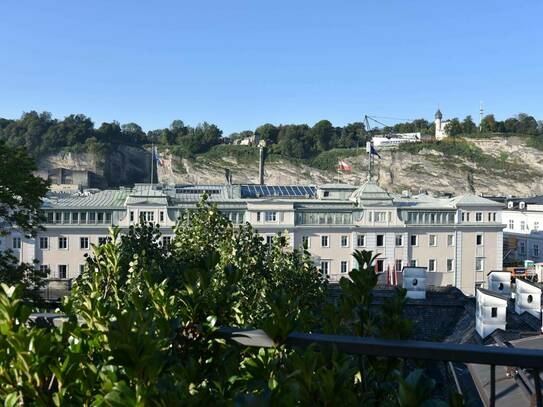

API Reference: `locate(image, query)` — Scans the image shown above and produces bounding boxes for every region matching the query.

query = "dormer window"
[323,191,330,197]
[507,201,514,209]
[519,201,526,210]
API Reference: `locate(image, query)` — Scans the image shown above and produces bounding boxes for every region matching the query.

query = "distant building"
[232,134,260,146]
[372,132,421,148]
[434,109,450,140]
[1,181,505,296]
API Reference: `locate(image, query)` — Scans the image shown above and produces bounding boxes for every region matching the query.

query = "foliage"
[0,195,451,405]
[310,148,362,171]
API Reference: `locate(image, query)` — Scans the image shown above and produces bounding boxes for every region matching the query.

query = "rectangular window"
[141,211,154,222]
[374,211,386,222]
[105,212,111,223]
[410,235,418,246]
[395,235,403,246]
[535,222,540,231]
[97,212,104,223]
[520,241,526,255]
[12,237,21,249]
[130,211,134,222]
[266,235,274,246]
[47,212,54,223]
[395,259,402,271]
[340,235,349,248]
[58,236,68,249]
[302,236,310,249]
[447,234,455,246]
[265,211,277,222]
[476,234,483,246]
[89,212,96,223]
[475,257,484,272]
[340,261,348,274]
[54,212,62,224]
[80,237,89,249]
[162,236,171,247]
[256,212,261,222]
[58,265,67,279]
[160,211,165,222]
[71,212,79,223]
[39,265,50,276]
[476,212,483,222]
[39,237,49,249]
[98,237,108,246]
[535,245,540,257]
[521,221,526,231]
[508,219,514,230]
[320,260,330,276]
[79,264,85,274]
[428,259,436,272]
[80,212,87,224]
[376,259,384,273]
[410,259,417,267]
[376,234,384,247]
[491,307,497,318]
[447,258,454,272]
[429,234,437,247]
[492,213,497,222]
[321,235,329,248]
[356,234,365,247]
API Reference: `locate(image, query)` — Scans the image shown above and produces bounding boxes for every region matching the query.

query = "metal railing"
[218,327,543,407]
[40,279,72,302]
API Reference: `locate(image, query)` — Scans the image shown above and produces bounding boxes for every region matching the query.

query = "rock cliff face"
[37,137,543,196]
[157,137,543,196]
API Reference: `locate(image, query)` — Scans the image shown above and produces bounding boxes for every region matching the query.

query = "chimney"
[258,141,266,185]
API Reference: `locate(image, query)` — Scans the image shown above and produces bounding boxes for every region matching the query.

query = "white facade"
[1,182,505,296]
[487,271,512,297]
[514,278,541,319]
[372,132,421,149]
[434,109,450,140]
[403,267,427,299]
[475,288,508,339]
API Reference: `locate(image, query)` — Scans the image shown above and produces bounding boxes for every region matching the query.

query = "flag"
[153,146,163,166]
[337,159,352,171]
[370,144,381,159]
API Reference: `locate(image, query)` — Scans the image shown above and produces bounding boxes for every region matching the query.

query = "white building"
[475,288,508,338]
[1,181,505,296]
[372,132,421,149]
[489,196,543,265]
[434,109,450,140]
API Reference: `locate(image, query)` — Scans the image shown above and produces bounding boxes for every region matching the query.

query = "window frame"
[410,234,418,246]
[80,237,89,250]
[321,235,330,248]
[39,236,49,250]
[428,234,437,247]
[58,236,68,250]
[340,235,349,248]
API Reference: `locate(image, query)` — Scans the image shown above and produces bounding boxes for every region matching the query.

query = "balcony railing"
[218,327,543,407]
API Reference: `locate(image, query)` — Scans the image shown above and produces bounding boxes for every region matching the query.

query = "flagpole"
[150,143,154,186]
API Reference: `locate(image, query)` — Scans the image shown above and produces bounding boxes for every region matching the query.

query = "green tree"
[461,115,477,134]
[481,114,498,133]
[255,123,279,144]
[444,118,463,136]
[312,119,336,152]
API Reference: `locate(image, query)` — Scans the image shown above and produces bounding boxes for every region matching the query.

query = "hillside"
[157,136,543,196]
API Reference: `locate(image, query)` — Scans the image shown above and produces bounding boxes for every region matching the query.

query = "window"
[476,212,482,222]
[265,211,277,222]
[447,259,454,272]
[475,257,484,272]
[130,211,134,222]
[97,212,104,223]
[476,234,483,246]
[141,211,154,222]
[160,211,165,222]
[535,222,540,231]
[12,237,21,249]
[71,212,79,223]
[89,212,96,223]
[79,264,85,274]
[447,234,455,246]
[80,237,89,249]
[162,236,171,247]
[320,261,330,276]
[340,235,349,248]
[105,212,112,223]
[410,235,418,246]
[302,236,310,249]
[528,295,534,304]
[493,213,497,222]
[80,212,87,224]
[256,212,261,222]
[356,234,365,247]
[374,211,386,222]
[395,259,403,271]
[491,307,497,318]
[39,265,50,275]
[39,237,49,249]
[535,244,540,257]
[58,236,68,249]
[428,259,436,272]
[340,261,348,274]
[520,241,526,255]
[461,212,471,222]
[428,234,436,247]
[375,259,384,273]
[395,235,403,246]
[323,191,330,197]
[98,237,108,246]
[410,259,417,267]
[321,235,329,248]
[376,234,384,247]
[521,221,526,231]
[508,219,514,230]
[58,265,68,279]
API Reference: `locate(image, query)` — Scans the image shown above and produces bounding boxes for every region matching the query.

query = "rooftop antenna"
[479,101,484,132]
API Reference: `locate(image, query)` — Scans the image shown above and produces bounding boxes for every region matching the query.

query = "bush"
[310,148,360,171]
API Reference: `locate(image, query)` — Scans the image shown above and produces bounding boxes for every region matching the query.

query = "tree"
[462,115,477,134]
[255,123,279,144]
[121,122,147,144]
[336,122,366,148]
[444,118,463,136]
[312,119,336,152]
[0,141,49,300]
[481,114,498,133]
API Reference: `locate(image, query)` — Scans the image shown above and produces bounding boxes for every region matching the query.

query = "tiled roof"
[46,190,130,209]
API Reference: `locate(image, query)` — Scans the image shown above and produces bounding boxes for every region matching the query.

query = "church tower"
[434,108,442,138]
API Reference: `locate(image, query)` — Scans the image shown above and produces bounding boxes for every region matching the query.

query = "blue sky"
[1,1,542,134]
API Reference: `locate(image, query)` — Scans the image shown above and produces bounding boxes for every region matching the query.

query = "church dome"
[435,109,443,120]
